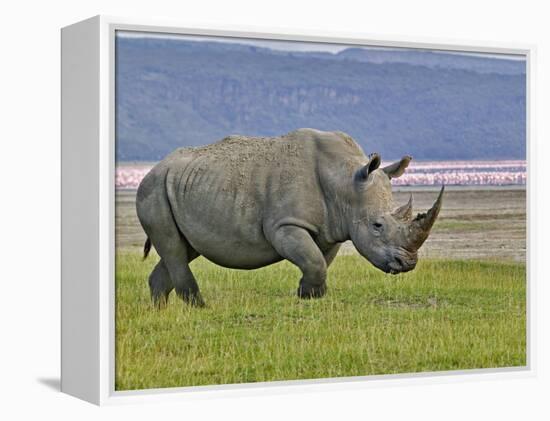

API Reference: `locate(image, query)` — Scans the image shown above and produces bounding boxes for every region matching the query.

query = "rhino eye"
[372,222,383,230]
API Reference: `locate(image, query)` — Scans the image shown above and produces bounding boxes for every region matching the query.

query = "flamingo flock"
[390,160,526,186]
[115,165,151,190]
[115,160,527,189]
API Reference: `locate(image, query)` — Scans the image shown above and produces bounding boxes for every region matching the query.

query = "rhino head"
[348,154,444,274]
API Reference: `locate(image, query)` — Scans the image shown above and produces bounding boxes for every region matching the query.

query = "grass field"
[115,251,526,391]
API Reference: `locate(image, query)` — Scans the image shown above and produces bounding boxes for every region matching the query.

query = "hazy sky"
[117,30,526,61]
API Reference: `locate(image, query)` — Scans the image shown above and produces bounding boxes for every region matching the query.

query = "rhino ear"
[355,153,381,182]
[382,155,412,179]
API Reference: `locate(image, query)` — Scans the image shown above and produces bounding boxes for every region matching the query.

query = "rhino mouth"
[386,254,417,275]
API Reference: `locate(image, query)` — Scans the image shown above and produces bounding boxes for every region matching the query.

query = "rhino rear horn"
[393,194,413,222]
[407,186,444,250]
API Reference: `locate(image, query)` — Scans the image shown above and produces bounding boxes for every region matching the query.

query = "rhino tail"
[143,237,152,260]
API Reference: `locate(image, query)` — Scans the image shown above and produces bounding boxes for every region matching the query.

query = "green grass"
[115,251,526,391]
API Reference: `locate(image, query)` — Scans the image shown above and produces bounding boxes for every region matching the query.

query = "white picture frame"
[61,15,535,405]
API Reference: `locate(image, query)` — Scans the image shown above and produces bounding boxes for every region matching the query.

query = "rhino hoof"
[187,294,206,308]
[151,294,169,310]
[178,290,206,307]
[297,282,326,299]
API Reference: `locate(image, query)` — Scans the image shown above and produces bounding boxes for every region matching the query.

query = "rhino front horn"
[407,186,445,250]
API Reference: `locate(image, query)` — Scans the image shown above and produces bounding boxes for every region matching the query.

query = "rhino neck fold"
[326,202,352,244]
[319,179,353,244]
[317,159,363,245]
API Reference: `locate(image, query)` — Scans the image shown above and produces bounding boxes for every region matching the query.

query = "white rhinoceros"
[136,128,443,307]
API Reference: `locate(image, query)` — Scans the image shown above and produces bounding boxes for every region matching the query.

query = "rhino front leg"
[323,244,341,267]
[271,225,327,299]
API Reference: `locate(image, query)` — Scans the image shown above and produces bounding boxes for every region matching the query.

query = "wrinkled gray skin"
[136,129,444,307]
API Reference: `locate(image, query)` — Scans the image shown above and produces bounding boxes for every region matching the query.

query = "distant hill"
[115,37,526,162]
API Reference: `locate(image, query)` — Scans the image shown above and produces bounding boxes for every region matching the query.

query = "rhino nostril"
[394,256,404,268]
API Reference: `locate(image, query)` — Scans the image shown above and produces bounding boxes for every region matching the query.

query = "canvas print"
[114,30,526,391]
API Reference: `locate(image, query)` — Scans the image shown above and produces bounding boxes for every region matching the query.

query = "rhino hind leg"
[270,225,328,299]
[148,260,173,309]
[137,192,204,306]
[152,235,204,307]
[149,251,201,308]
